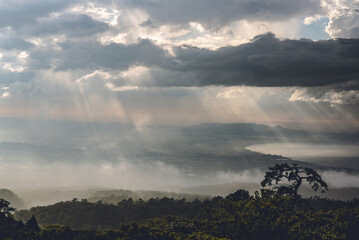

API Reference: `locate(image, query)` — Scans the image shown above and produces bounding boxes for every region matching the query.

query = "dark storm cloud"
[122,0,323,27]
[164,33,359,87]
[26,14,110,38]
[28,33,359,88]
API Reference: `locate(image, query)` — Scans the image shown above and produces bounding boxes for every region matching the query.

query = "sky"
[1,0,359,190]
[0,0,358,132]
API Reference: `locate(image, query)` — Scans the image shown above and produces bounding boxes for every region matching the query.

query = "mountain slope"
[0,189,26,209]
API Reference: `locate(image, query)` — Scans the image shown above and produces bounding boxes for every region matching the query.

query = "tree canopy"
[261,163,328,198]
[0,198,15,218]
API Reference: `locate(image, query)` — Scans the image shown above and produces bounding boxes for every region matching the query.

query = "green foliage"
[15,197,209,230]
[225,189,250,201]
[0,198,15,217]
[2,191,358,239]
[88,189,209,204]
[26,215,40,232]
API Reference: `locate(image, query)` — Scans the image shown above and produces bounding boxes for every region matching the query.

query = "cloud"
[327,8,359,38]
[0,38,34,50]
[25,14,110,38]
[120,0,323,28]
[29,39,168,71]
[324,0,359,38]
[0,0,74,29]
[322,170,359,188]
[0,160,188,189]
[289,88,359,105]
[160,33,359,87]
[0,156,263,190]
[0,71,35,84]
[25,33,359,88]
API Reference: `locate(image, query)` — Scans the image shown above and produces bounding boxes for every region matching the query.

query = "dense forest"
[0,190,358,239]
[2,164,359,239]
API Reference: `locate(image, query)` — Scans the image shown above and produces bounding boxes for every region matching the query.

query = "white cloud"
[2,64,24,73]
[105,84,139,92]
[323,0,359,38]
[290,88,359,105]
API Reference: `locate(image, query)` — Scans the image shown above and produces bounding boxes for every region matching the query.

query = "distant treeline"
[88,189,210,204]
[0,189,357,239]
[15,197,208,229]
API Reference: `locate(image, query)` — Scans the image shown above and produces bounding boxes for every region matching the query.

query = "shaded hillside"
[181,123,359,145]
[15,188,209,208]
[12,193,359,239]
[15,198,209,229]
[0,189,26,209]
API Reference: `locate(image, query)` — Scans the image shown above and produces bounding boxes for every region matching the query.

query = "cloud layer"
[0,0,358,129]
[13,33,359,88]
[121,0,323,27]
[165,34,359,87]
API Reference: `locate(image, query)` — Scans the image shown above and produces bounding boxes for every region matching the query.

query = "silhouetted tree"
[226,189,250,201]
[26,215,40,232]
[261,163,328,199]
[0,199,15,217]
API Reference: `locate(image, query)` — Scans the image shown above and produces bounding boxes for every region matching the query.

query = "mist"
[3,157,359,208]
[1,119,358,197]
[0,160,265,190]
[7,161,355,190]
[247,143,359,169]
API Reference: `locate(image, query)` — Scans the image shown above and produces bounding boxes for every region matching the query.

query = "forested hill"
[15,198,208,229]
[0,189,25,209]
[7,191,359,240]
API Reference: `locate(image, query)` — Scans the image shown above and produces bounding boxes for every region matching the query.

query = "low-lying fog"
[246,143,359,169]
[2,159,359,208]
[1,120,359,205]
[1,161,265,190]
[2,159,358,190]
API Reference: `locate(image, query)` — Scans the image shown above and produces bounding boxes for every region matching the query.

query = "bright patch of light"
[303,15,322,25]
[120,65,149,78]
[2,63,24,72]
[69,4,120,26]
[290,89,359,105]
[190,22,205,32]
[17,51,29,65]
[216,87,245,99]
[1,92,10,99]
[76,70,111,83]
[105,83,138,92]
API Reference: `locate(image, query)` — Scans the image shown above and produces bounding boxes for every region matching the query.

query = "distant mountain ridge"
[182,123,309,138]
[0,189,26,209]
[182,123,359,144]
[186,122,350,137]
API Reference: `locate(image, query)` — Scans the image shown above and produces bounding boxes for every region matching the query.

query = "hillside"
[0,189,26,209]
[11,192,359,239]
